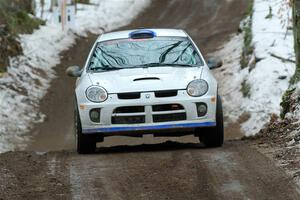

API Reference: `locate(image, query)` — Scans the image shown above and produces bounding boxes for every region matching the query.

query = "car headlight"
[187,79,209,97]
[86,86,108,102]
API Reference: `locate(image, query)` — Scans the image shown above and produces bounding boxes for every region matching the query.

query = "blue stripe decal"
[82,122,216,133]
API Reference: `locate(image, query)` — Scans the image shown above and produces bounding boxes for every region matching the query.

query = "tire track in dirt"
[64,141,300,199]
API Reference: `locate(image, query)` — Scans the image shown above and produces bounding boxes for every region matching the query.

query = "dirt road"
[1,0,300,199]
[1,141,300,200]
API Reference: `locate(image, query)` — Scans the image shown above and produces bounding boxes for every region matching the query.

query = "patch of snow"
[242,0,295,135]
[214,0,295,136]
[0,0,151,153]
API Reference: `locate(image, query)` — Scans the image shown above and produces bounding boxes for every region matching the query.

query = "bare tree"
[74,0,89,14]
[40,0,45,18]
[49,0,58,12]
[72,0,77,14]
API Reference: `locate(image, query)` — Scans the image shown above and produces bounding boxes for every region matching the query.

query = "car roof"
[97,29,188,42]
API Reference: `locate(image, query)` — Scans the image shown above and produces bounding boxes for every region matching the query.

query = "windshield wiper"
[90,66,125,71]
[89,63,196,72]
[160,63,197,67]
[133,63,196,68]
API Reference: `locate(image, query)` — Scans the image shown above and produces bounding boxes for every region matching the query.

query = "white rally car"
[67,29,224,154]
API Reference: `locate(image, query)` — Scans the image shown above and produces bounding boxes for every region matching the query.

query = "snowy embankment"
[0,0,151,153]
[214,0,295,136]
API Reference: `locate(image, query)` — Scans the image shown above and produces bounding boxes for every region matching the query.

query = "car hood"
[87,67,203,93]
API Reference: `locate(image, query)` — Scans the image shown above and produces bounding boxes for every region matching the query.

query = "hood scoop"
[133,77,160,81]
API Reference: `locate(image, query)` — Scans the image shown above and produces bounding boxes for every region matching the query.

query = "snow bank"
[214,0,295,136]
[0,0,151,153]
[243,0,295,135]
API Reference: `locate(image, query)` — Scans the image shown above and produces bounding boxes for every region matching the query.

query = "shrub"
[240,80,251,98]
[0,0,44,72]
[280,88,296,119]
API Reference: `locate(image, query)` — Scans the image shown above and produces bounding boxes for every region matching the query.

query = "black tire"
[75,103,96,154]
[199,95,224,147]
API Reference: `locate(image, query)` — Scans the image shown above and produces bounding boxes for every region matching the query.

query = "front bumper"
[78,90,217,134]
[82,121,216,134]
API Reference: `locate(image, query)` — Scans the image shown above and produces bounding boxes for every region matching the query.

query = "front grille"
[118,92,141,99]
[152,104,186,123]
[111,104,186,125]
[153,113,186,123]
[155,90,178,98]
[112,116,145,124]
[112,106,145,125]
[117,90,178,100]
[152,104,184,112]
[113,106,144,113]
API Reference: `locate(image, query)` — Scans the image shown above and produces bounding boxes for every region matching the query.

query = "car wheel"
[75,103,96,154]
[199,95,224,147]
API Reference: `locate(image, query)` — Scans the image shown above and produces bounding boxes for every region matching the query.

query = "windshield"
[88,37,204,72]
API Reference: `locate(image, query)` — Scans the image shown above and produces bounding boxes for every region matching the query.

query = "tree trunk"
[292,0,300,84]
[40,0,45,18]
[49,0,58,12]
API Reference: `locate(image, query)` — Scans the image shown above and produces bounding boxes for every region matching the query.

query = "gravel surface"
[1,141,300,199]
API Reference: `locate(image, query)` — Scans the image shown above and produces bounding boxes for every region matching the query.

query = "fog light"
[196,103,207,117]
[90,108,101,122]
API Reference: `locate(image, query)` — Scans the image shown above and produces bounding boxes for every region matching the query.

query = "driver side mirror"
[207,57,223,69]
[66,66,82,77]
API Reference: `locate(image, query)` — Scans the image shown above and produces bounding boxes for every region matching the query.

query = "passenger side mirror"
[207,57,223,69]
[66,66,82,77]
